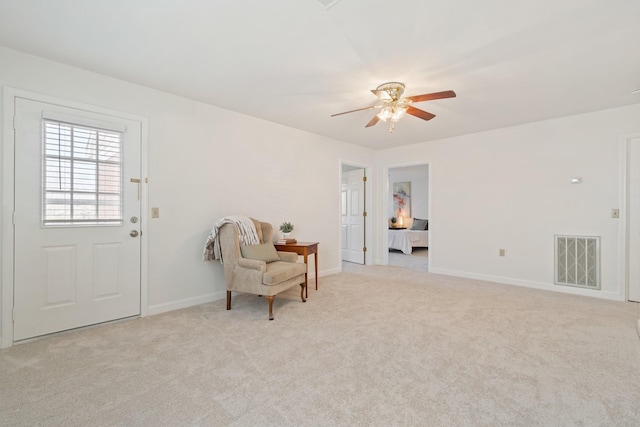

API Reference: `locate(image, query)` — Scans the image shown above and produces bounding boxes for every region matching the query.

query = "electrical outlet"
[151,207,160,218]
[611,209,619,219]
[499,248,505,257]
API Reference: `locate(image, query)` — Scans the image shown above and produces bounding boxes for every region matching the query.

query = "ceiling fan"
[330,82,456,133]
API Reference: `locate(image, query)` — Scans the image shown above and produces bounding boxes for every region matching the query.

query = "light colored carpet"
[388,247,429,272]
[1,265,639,426]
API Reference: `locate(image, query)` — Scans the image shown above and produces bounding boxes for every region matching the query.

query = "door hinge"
[362,176,367,182]
[363,211,367,217]
[363,246,367,252]
[12,212,16,226]
[12,308,15,322]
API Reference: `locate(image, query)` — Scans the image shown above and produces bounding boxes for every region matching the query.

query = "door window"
[43,120,123,226]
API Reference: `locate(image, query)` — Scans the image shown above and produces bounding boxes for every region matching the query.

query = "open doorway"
[386,164,429,272]
[341,164,366,265]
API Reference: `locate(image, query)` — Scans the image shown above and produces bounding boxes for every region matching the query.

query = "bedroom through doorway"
[387,164,429,272]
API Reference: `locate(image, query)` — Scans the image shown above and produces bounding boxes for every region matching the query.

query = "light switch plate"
[151,207,159,218]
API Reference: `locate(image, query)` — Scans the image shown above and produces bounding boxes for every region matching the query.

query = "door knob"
[130,230,139,238]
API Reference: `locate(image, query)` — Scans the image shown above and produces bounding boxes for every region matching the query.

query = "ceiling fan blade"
[365,115,380,127]
[406,90,456,103]
[371,89,392,100]
[330,105,379,117]
[406,106,436,121]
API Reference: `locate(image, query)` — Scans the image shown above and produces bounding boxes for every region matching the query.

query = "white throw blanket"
[203,216,259,262]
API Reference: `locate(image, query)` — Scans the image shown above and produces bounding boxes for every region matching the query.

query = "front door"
[341,168,365,264]
[12,97,142,341]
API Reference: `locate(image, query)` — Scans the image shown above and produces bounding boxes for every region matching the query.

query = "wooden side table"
[274,242,319,298]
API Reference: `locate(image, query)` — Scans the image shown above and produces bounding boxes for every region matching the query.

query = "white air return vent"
[554,235,600,289]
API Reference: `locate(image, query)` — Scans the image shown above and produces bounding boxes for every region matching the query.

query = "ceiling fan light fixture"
[377,107,391,121]
[390,106,407,122]
[330,82,455,133]
[377,103,407,122]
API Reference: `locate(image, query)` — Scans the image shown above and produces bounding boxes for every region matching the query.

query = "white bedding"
[388,229,429,255]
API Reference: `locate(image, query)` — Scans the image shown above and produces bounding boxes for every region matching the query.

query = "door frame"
[619,131,640,302]
[341,166,366,265]
[2,87,149,348]
[383,162,430,267]
[339,161,372,267]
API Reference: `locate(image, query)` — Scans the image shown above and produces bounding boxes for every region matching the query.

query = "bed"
[388,227,429,255]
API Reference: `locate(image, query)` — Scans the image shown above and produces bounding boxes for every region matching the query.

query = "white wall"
[388,165,429,220]
[1,47,637,346]
[377,104,640,300]
[0,48,375,342]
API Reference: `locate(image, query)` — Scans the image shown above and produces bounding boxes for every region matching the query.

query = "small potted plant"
[279,221,294,238]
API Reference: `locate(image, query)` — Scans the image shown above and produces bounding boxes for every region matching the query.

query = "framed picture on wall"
[393,181,411,219]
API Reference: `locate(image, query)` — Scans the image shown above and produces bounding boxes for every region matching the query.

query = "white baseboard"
[429,267,623,301]
[147,268,341,316]
[317,267,341,277]
[147,291,225,316]
[146,268,338,317]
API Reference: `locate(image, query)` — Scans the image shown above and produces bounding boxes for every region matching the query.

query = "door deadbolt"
[130,216,138,223]
[130,230,139,238]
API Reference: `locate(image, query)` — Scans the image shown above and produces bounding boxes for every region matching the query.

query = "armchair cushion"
[263,261,307,286]
[237,257,266,272]
[240,242,280,263]
[277,251,298,263]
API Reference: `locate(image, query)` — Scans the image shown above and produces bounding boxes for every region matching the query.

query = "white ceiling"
[1,0,639,149]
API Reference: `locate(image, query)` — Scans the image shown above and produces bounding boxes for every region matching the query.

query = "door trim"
[339,161,372,267]
[619,131,640,302]
[341,167,366,264]
[2,87,149,348]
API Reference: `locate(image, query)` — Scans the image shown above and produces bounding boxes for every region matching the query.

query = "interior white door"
[628,138,640,302]
[341,168,365,264]
[12,97,142,341]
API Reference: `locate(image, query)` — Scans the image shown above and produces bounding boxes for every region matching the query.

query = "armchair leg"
[265,295,275,320]
[226,291,231,310]
[300,283,307,303]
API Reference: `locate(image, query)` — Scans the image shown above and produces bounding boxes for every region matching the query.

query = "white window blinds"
[43,120,123,226]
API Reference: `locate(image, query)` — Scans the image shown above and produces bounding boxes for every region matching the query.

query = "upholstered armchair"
[219,219,306,320]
